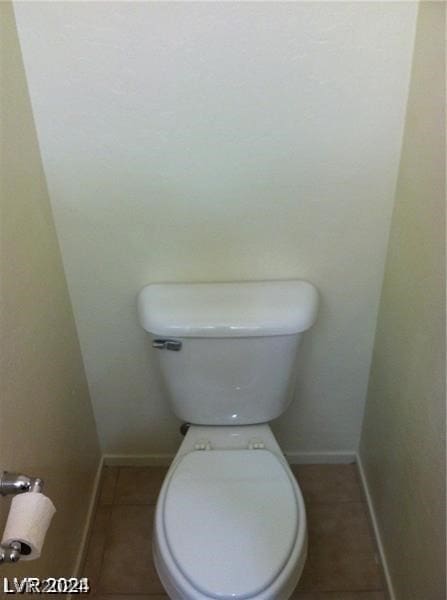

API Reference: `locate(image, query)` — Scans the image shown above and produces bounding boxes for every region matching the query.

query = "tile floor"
[82,463,387,600]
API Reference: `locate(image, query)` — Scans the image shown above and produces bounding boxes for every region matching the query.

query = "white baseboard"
[72,455,104,578]
[285,450,356,464]
[103,453,175,466]
[103,450,356,467]
[356,452,395,600]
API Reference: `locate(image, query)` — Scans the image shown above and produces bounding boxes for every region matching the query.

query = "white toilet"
[138,280,318,600]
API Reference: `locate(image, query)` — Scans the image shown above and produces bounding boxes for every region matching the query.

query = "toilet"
[138,280,319,600]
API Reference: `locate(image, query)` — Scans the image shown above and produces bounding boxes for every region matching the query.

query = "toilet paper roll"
[2,492,56,561]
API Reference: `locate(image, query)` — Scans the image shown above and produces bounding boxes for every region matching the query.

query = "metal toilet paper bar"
[0,472,43,563]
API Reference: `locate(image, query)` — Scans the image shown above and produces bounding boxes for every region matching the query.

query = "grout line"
[297,588,385,593]
[295,593,385,598]
[109,466,119,505]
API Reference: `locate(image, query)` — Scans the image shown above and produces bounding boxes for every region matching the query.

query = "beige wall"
[359,3,446,600]
[13,2,417,457]
[0,2,100,579]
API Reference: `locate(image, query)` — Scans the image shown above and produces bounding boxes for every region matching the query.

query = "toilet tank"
[138,281,318,425]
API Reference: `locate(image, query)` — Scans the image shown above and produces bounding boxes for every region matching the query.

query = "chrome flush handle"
[152,339,182,351]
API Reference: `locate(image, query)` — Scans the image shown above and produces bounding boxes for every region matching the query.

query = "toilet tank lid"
[138,280,318,337]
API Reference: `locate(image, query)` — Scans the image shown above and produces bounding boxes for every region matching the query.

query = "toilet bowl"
[138,280,318,599]
[153,424,307,600]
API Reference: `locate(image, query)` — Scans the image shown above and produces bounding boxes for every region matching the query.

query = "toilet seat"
[161,449,299,599]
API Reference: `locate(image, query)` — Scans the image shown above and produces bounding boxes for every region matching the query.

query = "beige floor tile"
[297,503,382,592]
[98,466,119,505]
[114,467,168,505]
[291,464,363,504]
[82,505,112,594]
[98,505,165,594]
[85,465,384,598]
[291,593,386,599]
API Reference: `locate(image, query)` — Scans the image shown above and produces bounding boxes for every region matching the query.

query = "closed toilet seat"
[154,447,306,600]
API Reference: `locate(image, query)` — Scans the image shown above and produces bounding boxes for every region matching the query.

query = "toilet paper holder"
[0,472,43,497]
[0,472,44,563]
